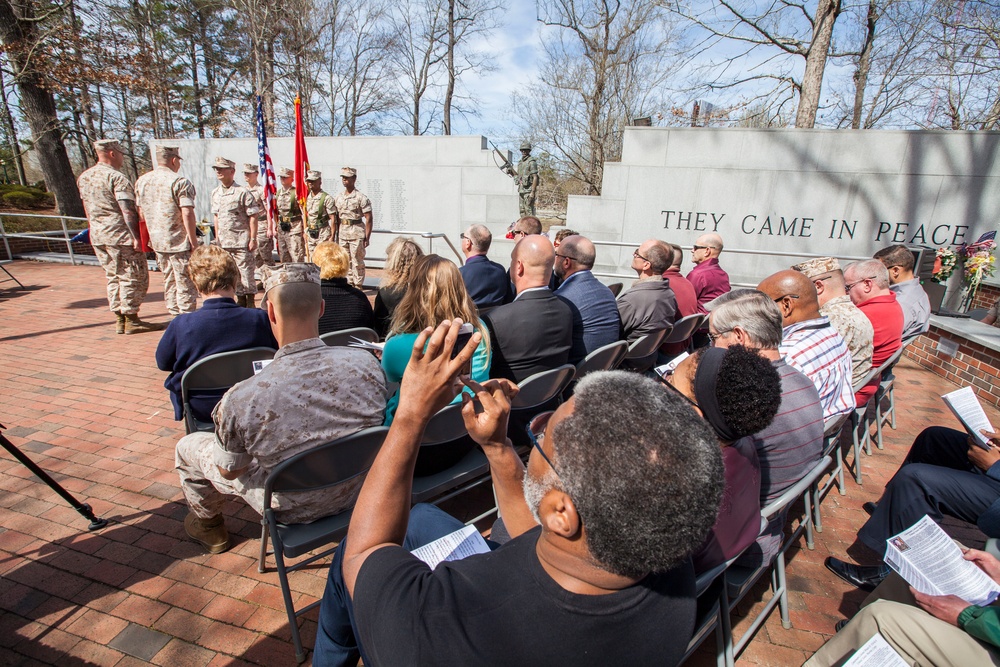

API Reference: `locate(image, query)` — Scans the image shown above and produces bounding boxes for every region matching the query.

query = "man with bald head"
[459,223,512,308]
[483,235,577,382]
[174,263,386,554]
[843,259,904,406]
[758,270,854,420]
[554,235,620,357]
[686,232,730,310]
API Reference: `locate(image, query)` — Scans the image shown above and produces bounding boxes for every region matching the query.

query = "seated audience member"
[382,254,491,428]
[508,215,542,240]
[175,264,386,554]
[373,237,423,338]
[552,228,577,249]
[844,259,904,406]
[706,289,824,564]
[554,235,621,357]
[156,245,277,424]
[483,235,577,382]
[664,243,700,317]
[875,244,931,339]
[666,346,781,573]
[458,224,512,308]
[686,232,731,310]
[792,257,874,388]
[618,239,678,369]
[313,242,374,335]
[825,425,1000,592]
[807,560,1000,666]
[758,270,854,420]
[313,329,725,667]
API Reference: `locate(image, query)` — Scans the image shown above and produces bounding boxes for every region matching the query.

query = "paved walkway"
[0,259,996,666]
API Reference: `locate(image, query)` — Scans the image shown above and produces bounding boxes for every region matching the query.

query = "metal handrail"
[369,228,464,265]
[0,213,88,266]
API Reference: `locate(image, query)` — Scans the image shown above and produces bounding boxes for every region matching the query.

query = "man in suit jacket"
[458,224,512,309]
[554,235,621,358]
[483,235,576,382]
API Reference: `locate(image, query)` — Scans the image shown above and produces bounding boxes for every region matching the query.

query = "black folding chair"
[622,328,671,373]
[180,347,277,434]
[574,340,629,380]
[320,326,379,348]
[662,313,704,346]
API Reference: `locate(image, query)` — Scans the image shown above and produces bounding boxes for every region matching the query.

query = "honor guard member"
[332,166,373,289]
[135,145,200,316]
[275,167,305,262]
[243,163,274,271]
[211,157,260,307]
[516,141,539,218]
[78,139,163,334]
[304,170,335,259]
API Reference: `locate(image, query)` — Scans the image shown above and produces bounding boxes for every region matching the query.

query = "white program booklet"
[348,337,385,352]
[941,386,994,449]
[411,525,490,569]
[842,634,908,667]
[654,352,689,379]
[884,515,1000,607]
[252,359,273,375]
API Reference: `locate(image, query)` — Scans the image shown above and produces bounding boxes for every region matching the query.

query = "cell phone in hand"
[451,322,475,360]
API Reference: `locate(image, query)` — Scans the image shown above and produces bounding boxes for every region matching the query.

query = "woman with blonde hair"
[373,237,423,337]
[381,254,491,472]
[312,241,374,334]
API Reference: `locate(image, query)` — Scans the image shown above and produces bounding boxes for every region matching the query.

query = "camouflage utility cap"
[94,139,122,152]
[520,141,532,151]
[260,263,321,308]
[243,163,259,173]
[155,145,180,161]
[340,167,357,178]
[305,170,322,182]
[213,157,236,170]
[278,167,293,178]
[793,257,841,279]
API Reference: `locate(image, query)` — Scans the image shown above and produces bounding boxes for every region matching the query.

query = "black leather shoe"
[835,619,849,632]
[862,501,878,516]
[825,557,888,591]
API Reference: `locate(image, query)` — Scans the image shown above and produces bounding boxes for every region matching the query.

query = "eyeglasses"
[526,411,560,476]
[460,233,469,241]
[632,250,648,262]
[664,376,699,409]
[555,253,576,262]
[845,276,875,291]
[772,294,800,303]
[512,230,527,238]
[692,244,714,251]
[707,329,732,343]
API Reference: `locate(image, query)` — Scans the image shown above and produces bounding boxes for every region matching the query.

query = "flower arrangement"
[961,239,997,288]
[933,247,958,282]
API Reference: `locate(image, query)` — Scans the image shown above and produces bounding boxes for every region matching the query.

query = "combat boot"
[236,294,246,308]
[245,294,256,309]
[184,513,230,554]
[124,313,166,335]
[115,312,126,335]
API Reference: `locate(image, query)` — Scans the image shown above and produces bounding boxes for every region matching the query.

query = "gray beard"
[522,469,557,525]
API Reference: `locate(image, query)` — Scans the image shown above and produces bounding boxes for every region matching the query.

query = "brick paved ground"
[1,259,997,666]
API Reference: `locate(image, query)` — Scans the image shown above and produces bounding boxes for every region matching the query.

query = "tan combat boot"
[115,312,126,334]
[124,313,166,335]
[245,294,256,309]
[184,513,230,554]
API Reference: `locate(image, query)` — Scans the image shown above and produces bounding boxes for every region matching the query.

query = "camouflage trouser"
[338,222,366,289]
[305,225,332,261]
[223,247,257,295]
[156,250,198,316]
[93,244,149,314]
[277,224,305,263]
[255,220,275,268]
[518,190,536,218]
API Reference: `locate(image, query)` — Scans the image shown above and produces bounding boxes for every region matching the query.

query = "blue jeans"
[312,504,465,667]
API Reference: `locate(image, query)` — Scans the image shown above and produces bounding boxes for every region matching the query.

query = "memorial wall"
[148,135,519,263]
[566,128,1000,287]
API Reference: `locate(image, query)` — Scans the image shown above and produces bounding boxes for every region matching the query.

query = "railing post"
[60,216,77,266]
[0,216,12,262]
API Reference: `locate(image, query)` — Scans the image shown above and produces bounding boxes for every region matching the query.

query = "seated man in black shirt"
[313,320,725,667]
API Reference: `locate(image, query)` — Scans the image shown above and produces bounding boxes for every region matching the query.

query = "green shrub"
[2,191,38,208]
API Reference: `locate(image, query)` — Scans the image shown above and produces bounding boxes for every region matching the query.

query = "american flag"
[255,95,278,232]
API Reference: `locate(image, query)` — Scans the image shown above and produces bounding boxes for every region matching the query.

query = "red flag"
[293,95,310,212]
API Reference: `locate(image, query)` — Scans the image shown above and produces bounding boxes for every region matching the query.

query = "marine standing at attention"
[243,163,274,271]
[332,166,374,290]
[275,167,305,262]
[210,157,260,307]
[304,170,335,259]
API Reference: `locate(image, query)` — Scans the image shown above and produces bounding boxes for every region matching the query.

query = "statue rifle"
[490,141,516,178]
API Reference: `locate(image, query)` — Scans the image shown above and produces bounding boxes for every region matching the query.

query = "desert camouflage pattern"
[339,223,367,289]
[821,294,875,387]
[92,245,149,314]
[156,250,198,315]
[306,224,333,258]
[211,183,259,248]
[275,185,305,262]
[175,339,387,523]
[77,163,136,246]
[246,183,274,268]
[305,190,334,231]
[135,166,197,253]
[332,188,372,223]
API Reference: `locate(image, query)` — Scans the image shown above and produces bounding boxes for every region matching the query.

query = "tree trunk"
[443,0,455,135]
[190,36,206,138]
[795,0,842,128]
[68,1,98,145]
[0,64,28,185]
[851,0,878,129]
[0,0,84,216]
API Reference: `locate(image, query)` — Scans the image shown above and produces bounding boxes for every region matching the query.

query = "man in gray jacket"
[618,239,677,369]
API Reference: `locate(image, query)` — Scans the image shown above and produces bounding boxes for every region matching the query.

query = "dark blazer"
[555,270,621,358]
[155,298,277,421]
[459,255,513,308]
[373,286,406,339]
[318,278,375,335]
[483,288,576,383]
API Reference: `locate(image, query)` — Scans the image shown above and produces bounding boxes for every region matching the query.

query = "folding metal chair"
[607,282,624,297]
[873,345,907,451]
[574,340,629,380]
[622,328,671,373]
[662,313,704,346]
[847,365,881,484]
[180,347,277,434]
[510,364,577,412]
[260,426,389,663]
[813,412,851,532]
[319,326,379,348]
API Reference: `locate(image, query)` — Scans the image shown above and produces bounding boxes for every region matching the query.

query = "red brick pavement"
[1,259,998,666]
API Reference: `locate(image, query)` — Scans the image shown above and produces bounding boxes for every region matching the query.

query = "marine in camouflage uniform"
[77,139,162,334]
[332,166,374,290]
[304,170,335,259]
[210,157,259,305]
[135,145,200,316]
[794,257,876,388]
[174,263,387,553]
[516,141,539,218]
[275,167,305,262]
[243,163,274,271]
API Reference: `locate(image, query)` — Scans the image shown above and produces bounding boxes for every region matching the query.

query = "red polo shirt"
[687,258,731,312]
[855,293,903,405]
[662,269,699,318]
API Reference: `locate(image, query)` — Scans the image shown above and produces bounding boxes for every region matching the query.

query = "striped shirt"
[780,317,855,420]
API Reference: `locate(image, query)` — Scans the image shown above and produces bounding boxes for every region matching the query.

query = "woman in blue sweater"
[156,245,277,424]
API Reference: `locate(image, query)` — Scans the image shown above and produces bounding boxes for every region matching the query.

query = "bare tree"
[442,0,502,134]
[390,0,447,135]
